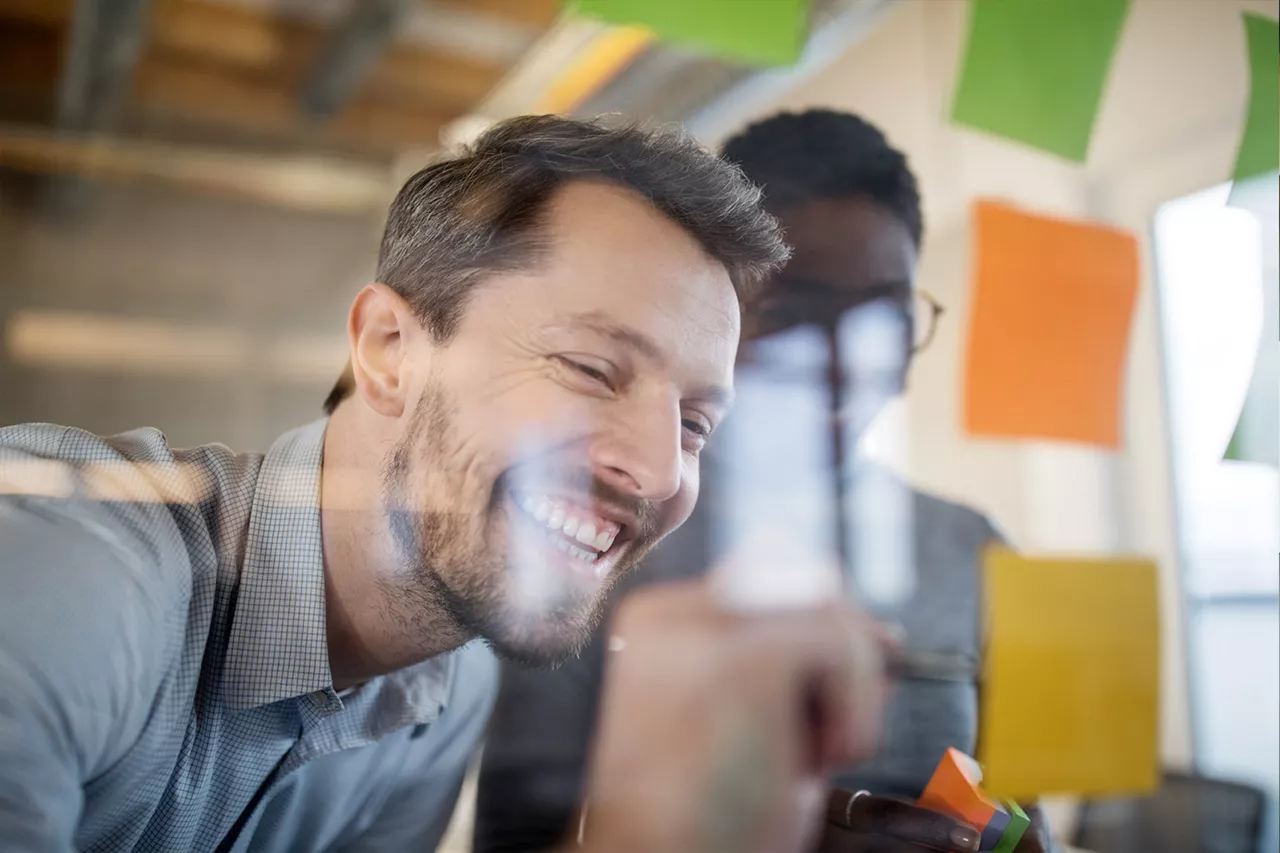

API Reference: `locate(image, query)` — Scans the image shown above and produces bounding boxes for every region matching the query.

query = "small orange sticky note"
[918,748,1001,830]
[979,548,1160,800]
[963,200,1139,447]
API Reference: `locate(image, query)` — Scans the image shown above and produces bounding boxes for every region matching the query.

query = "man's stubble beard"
[378,385,655,668]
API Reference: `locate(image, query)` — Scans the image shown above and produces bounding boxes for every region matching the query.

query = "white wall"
[716,0,1278,774]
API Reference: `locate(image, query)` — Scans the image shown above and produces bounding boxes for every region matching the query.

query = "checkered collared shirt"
[0,419,497,852]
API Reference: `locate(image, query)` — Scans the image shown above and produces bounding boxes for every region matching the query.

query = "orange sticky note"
[979,548,1160,800]
[918,748,1001,830]
[963,200,1139,447]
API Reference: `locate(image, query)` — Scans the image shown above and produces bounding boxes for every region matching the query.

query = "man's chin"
[479,601,603,668]
[482,628,592,669]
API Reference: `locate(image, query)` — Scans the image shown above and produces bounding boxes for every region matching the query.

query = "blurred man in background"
[476,110,1054,853]
[0,115,897,852]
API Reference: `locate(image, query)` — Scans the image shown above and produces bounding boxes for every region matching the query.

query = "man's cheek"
[658,487,699,540]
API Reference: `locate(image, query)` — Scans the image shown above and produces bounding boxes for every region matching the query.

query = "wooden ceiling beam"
[131,53,451,154]
[0,0,510,110]
[0,122,391,214]
[367,41,506,109]
[431,0,562,30]
[149,0,297,69]
[0,0,70,27]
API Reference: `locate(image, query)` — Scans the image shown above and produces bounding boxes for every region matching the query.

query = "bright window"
[1154,179,1279,853]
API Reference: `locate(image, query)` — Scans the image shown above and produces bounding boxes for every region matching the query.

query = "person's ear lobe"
[347,283,423,419]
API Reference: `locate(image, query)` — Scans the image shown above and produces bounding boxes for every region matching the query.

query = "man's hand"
[817,790,1058,853]
[817,790,980,852]
[578,579,888,853]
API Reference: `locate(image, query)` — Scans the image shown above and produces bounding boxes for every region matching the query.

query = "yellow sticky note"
[979,548,1159,800]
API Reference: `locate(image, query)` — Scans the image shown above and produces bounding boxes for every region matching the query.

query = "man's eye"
[559,357,614,390]
[681,419,710,438]
[575,363,609,383]
[681,419,713,454]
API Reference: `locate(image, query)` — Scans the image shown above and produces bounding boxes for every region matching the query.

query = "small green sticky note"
[1232,13,1279,183]
[950,0,1131,162]
[570,0,809,67]
[991,800,1030,853]
[1225,348,1279,465]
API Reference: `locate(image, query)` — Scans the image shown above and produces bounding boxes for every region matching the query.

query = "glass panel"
[1154,181,1279,598]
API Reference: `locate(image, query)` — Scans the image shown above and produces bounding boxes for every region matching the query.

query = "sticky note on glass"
[1225,343,1279,465]
[951,0,1131,162]
[963,200,1139,447]
[1232,13,1279,183]
[979,548,1159,800]
[570,0,809,67]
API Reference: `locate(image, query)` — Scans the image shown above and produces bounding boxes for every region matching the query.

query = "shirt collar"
[222,418,333,711]
[220,418,462,728]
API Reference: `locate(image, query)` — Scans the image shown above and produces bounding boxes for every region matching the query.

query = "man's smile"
[506,489,635,582]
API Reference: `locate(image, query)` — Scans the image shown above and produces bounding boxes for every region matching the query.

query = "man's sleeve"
[0,498,167,850]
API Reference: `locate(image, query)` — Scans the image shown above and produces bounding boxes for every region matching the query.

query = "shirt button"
[308,690,328,707]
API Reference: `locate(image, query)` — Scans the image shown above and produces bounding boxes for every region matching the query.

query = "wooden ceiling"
[0,0,564,160]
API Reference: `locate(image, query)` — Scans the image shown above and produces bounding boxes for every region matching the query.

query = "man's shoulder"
[908,485,999,541]
[1,421,260,500]
[0,422,265,602]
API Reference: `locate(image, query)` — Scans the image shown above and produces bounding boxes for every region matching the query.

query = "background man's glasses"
[753,284,946,356]
[911,290,945,354]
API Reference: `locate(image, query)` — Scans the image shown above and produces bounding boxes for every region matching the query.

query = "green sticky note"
[570,0,809,67]
[1232,13,1279,183]
[950,0,1131,162]
[1225,342,1279,465]
[991,800,1030,853]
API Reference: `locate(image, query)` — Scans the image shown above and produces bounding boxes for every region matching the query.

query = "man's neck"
[319,405,472,690]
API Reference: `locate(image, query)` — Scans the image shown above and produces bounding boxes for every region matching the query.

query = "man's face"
[745,195,919,434]
[752,196,917,341]
[381,181,740,665]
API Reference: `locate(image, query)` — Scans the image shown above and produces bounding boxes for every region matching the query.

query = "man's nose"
[589,401,682,503]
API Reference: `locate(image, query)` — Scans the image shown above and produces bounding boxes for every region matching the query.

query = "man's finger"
[816,824,936,853]
[811,608,885,766]
[826,791,980,852]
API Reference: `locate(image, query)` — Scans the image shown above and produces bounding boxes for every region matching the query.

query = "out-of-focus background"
[0,1,1275,852]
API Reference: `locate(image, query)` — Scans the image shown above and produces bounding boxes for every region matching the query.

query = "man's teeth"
[546,532,597,563]
[516,494,619,553]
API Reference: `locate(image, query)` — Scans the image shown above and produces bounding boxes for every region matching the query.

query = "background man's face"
[382,180,740,665]
[751,195,918,344]
[744,195,919,436]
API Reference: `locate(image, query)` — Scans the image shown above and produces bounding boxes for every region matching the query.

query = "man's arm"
[0,499,167,850]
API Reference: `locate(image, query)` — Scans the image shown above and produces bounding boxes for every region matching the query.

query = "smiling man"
[0,116,895,852]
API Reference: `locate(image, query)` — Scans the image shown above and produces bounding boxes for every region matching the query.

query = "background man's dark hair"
[720,109,923,246]
[323,114,789,414]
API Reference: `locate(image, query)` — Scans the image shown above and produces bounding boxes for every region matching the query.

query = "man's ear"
[347,283,424,418]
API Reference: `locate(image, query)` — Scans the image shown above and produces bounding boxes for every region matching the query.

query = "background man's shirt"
[0,419,497,852]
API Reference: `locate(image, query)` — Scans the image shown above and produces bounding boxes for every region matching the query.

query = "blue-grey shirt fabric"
[0,419,498,852]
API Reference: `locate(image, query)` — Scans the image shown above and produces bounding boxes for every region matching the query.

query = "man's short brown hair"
[323,114,788,414]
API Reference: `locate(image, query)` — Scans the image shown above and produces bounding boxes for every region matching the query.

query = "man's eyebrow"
[564,311,665,362]
[690,384,735,410]
[563,311,734,409]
